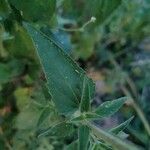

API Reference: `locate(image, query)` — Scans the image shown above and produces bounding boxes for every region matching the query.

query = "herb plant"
[24,23,138,150]
[0,0,149,149]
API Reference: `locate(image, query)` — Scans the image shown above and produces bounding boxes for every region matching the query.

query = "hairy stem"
[87,122,139,150]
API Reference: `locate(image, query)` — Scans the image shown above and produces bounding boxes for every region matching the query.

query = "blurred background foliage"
[0,0,150,149]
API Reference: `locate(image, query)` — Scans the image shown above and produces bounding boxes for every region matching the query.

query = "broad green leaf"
[37,107,51,127]
[24,23,95,115]
[110,116,134,134]
[38,122,74,138]
[84,0,122,25]
[95,97,127,118]
[9,0,56,22]
[78,125,89,150]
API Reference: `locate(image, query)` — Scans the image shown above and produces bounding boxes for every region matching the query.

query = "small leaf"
[24,23,95,115]
[78,125,89,150]
[109,116,134,134]
[38,122,74,138]
[80,76,95,112]
[37,107,51,127]
[95,97,127,118]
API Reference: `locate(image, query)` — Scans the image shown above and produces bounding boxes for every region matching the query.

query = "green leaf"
[88,123,139,150]
[109,116,134,134]
[80,76,95,112]
[95,97,127,118]
[24,23,95,115]
[9,0,56,22]
[78,125,89,150]
[37,107,51,127]
[38,122,74,138]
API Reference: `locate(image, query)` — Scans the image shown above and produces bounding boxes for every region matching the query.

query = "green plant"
[0,0,149,149]
[23,23,139,150]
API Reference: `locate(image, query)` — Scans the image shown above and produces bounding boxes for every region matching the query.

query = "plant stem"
[59,16,96,32]
[87,122,139,150]
[132,102,150,136]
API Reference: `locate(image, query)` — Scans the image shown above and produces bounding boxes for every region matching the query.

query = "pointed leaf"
[37,107,51,127]
[38,122,74,138]
[24,23,95,115]
[80,76,95,112]
[88,123,139,150]
[78,125,89,150]
[95,97,127,118]
[109,116,134,134]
